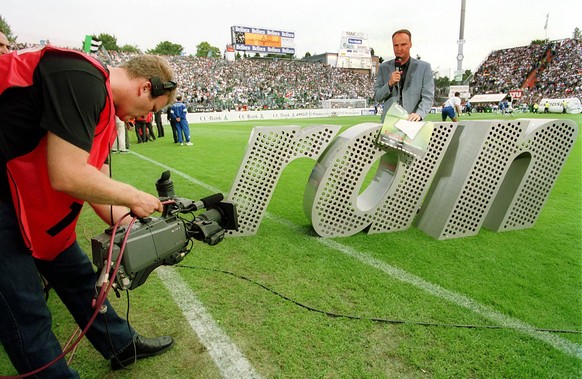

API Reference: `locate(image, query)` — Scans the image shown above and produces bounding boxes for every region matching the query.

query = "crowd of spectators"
[104,51,374,111]
[470,38,581,108]
[9,37,580,112]
[108,38,579,113]
[533,38,581,100]
[470,43,547,94]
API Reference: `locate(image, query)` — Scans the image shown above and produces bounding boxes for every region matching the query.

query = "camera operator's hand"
[47,133,164,223]
[129,191,164,218]
[91,192,162,226]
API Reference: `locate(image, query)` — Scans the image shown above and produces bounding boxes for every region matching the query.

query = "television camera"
[91,171,238,291]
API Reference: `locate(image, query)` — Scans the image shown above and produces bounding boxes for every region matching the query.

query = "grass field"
[1,112,581,378]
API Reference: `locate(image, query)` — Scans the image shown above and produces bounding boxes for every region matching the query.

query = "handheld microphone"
[395,57,402,72]
[394,57,402,105]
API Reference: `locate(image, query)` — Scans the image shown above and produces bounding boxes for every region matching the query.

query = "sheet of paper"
[394,120,426,140]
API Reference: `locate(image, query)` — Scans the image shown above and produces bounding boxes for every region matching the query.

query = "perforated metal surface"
[303,122,457,237]
[370,122,457,234]
[226,119,578,240]
[416,119,579,239]
[485,119,579,231]
[227,125,341,236]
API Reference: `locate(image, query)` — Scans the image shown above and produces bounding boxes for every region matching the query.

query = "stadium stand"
[469,38,581,109]
[10,38,580,112]
[102,51,374,112]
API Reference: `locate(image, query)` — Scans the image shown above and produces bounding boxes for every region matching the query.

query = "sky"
[1,0,579,77]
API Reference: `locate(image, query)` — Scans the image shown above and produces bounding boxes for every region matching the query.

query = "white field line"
[131,152,261,378]
[266,214,582,360]
[157,267,262,379]
[131,151,582,362]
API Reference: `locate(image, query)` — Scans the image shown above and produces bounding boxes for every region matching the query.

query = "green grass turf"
[1,112,581,378]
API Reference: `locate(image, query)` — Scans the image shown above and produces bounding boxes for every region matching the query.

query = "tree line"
[88,33,221,57]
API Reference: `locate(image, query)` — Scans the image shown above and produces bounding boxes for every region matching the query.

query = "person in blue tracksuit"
[170,96,192,145]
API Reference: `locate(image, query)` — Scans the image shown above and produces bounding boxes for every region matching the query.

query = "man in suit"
[374,29,434,122]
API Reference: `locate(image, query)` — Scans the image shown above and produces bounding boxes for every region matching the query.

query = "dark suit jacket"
[374,58,435,121]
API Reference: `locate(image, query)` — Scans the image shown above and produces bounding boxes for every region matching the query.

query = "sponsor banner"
[469,93,507,103]
[449,85,471,99]
[540,98,581,114]
[337,31,372,69]
[231,25,295,54]
[184,108,376,123]
[342,31,367,39]
[509,89,523,99]
[232,25,295,38]
[244,33,281,48]
[337,56,372,69]
[339,31,370,56]
[281,37,295,48]
[234,44,295,54]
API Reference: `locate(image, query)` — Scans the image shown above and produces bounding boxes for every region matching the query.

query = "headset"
[149,76,177,97]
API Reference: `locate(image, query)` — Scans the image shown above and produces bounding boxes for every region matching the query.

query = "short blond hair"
[120,55,177,103]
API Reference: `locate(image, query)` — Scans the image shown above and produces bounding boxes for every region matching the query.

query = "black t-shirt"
[0,51,108,202]
[399,59,410,89]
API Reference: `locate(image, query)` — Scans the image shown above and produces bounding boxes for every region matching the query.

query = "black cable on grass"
[176,264,582,335]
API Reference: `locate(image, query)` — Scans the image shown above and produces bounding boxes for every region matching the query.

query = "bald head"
[0,31,10,55]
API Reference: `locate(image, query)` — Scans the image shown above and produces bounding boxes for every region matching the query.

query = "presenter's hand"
[407,113,422,122]
[389,71,401,87]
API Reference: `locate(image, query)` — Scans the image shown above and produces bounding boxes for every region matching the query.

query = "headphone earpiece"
[149,77,177,97]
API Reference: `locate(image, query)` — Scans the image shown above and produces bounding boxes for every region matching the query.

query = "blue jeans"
[0,204,135,377]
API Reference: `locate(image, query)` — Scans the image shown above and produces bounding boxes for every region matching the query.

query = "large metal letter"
[227,125,341,236]
[416,119,579,239]
[304,122,457,237]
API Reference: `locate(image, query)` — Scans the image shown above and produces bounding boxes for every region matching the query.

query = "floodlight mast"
[456,0,466,83]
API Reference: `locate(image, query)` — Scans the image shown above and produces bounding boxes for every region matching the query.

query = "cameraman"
[0,46,177,377]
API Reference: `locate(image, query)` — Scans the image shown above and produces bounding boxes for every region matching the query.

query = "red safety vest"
[1,46,116,260]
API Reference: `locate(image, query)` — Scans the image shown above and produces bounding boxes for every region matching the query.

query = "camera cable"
[176,264,582,335]
[1,213,137,378]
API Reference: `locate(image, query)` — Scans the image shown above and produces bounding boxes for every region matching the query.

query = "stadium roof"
[469,93,507,103]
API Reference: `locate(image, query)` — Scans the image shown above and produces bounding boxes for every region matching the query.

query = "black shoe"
[111,335,174,370]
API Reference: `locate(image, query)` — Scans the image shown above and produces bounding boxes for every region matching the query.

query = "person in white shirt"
[441,92,462,122]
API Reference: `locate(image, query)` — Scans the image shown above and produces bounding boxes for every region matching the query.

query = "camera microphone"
[188,193,224,211]
[175,193,225,213]
[200,193,224,208]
